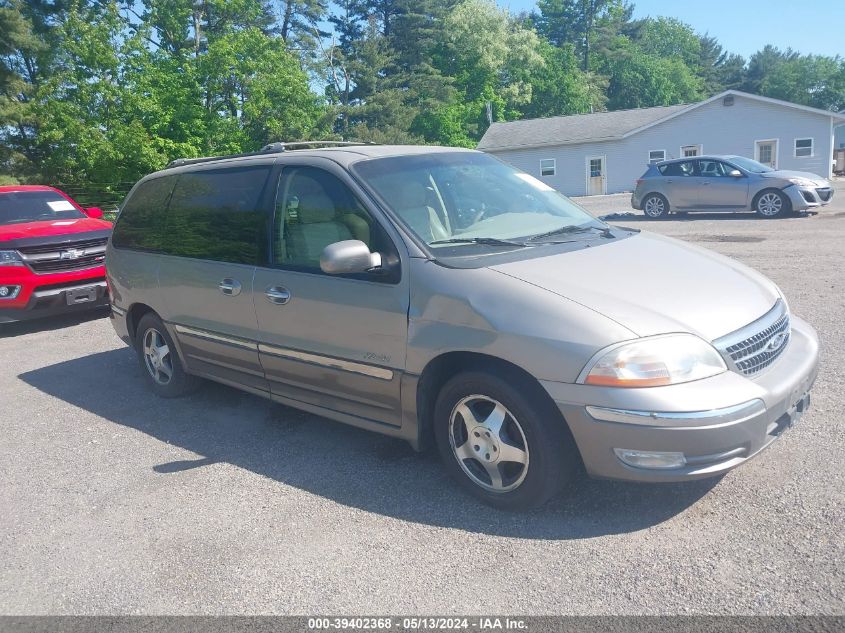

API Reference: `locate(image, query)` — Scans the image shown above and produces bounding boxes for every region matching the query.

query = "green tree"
[536,0,632,71]
[698,34,745,94]
[0,0,62,179]
[636,17,700,67]
[743,46,845,111]
[520,40,606,119]
[602,37,703,109]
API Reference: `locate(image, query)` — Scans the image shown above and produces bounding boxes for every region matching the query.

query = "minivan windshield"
[727,156,774,174]
[353,152,605,248]
[0,190,85,225]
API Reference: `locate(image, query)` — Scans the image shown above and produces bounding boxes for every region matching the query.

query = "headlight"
[788,177,816,187]
[581,334,727,388]
[0,250,24,266]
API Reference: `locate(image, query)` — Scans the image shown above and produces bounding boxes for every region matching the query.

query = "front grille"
[17,237,107,274]
[715,301,791,376]
[801,190,815,203]
[28,254,106,273]
[16,237,108,255]
[816,188,832,202]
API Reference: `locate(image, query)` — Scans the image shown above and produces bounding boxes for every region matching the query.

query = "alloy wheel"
[757,192,783,216]
[448,395,530,493]
[644,196,665,217]
[143,327,174,385]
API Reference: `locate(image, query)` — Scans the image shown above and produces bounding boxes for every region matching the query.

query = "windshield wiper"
[526,224,613,242]
[429,237,529,247]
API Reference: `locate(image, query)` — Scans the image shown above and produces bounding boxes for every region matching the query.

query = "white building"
[478,90,845,196]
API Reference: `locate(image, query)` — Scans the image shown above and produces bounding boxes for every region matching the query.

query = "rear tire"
[433,370,579,510]
[642,193,669,218]
[754,189,789,218]
[135,313,199,398]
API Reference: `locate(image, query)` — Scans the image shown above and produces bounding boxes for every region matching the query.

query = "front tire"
[643,193,669,218]
[135,312,199,398]
[433,370,579,510]
[755,189,789,218]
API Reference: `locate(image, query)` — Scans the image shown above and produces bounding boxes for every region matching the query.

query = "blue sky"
[499,0,845,59]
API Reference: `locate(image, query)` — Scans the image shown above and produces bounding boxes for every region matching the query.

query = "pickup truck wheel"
[433,371,578,510]
[135,313,199,398]
[643,193,669,218]
[755,189,789,218]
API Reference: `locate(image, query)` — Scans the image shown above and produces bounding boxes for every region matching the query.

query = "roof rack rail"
[260,140,375,152]
[166,140,375,169]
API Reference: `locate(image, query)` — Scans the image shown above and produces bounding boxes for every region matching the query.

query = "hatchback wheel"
[755,189,788,218]
[135,313,199,397]
[434,371,579,510]
[643,193,669,218]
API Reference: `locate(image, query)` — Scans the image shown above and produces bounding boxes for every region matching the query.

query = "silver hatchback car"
[107,143,819,510]
[632,154,833,218]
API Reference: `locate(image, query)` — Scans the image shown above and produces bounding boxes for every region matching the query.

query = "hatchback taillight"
[635,179,644,187]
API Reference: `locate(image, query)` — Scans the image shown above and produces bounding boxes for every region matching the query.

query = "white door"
[586,156,606,195]
[755,140,778,169]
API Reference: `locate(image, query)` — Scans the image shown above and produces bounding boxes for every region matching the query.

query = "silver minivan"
[106,143,819,510]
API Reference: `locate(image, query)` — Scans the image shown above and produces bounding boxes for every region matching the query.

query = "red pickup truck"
[0,185,112,323]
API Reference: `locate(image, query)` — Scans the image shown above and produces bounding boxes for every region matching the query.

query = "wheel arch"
[126,302,158,342]
[414,351,569,451]
[752,187,792,214]
[643,191,670,214]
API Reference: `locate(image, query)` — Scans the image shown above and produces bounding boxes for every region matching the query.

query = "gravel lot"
[1,180,844,616]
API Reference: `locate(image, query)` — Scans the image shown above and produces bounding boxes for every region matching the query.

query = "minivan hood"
[490,232,780,341]
[761,169,828,184]
[0,216,112,242]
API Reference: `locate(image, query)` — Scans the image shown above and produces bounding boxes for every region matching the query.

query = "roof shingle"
[477,103,691,151]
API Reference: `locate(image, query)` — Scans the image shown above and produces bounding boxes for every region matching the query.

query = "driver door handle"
[218,278,242,296]
[265,286,291,305]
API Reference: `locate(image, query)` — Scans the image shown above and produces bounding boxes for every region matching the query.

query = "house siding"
[487,94,837,196]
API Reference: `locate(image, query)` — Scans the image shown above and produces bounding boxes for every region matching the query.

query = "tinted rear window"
[0,190,85,225]
[112,176,176,251]
[161,167,270,265]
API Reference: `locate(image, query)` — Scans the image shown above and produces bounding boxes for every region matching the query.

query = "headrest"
[296,192,336,224]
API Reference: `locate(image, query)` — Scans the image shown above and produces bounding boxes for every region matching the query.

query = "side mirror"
[320,240,382,275]
[84,207,104,219]
[728,169,743,178]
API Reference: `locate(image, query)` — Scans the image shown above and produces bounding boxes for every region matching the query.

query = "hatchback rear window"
[0,190,85,225]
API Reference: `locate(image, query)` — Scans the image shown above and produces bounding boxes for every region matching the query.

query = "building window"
[648,150,666,164]
[794,138,813,158]
[681,145,702,157]
[540,159,555,176]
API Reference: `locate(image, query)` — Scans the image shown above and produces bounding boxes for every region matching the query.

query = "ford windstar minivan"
[106,143,819,510]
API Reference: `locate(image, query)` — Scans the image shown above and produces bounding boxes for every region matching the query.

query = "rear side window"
[658,161,696,177]
[161,166,271,265]
[112,176,176,251]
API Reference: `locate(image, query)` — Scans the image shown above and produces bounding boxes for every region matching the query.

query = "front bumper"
[783,183,834,211]
[541,316,820,482]
[0,278,109,323]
